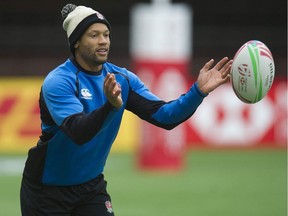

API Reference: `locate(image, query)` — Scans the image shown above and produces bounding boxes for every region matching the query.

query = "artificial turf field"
[0,149,286,216]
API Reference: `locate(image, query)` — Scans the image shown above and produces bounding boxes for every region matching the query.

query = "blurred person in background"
[20,3,232,216]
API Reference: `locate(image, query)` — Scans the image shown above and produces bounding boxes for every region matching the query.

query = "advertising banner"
[187,79,287,148]
[0,78,286,155]
[0,78,139,154]
[130,0,193,170]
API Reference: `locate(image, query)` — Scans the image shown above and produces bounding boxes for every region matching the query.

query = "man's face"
[75,23,110,67]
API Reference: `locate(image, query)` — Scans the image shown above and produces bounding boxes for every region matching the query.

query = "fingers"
[214,57,229,70]
[104,72,114,87]
[202,57,232,74]
[104,73,118,94]
[211,57,233,78]
[203,59,215,71]
[104,73,123,109]
[221,62,232,79]
[104,73,122,99]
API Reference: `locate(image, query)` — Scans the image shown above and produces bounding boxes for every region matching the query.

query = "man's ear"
[74,42,79,49]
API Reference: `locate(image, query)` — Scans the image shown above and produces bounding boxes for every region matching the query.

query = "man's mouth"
[96,48,108,55]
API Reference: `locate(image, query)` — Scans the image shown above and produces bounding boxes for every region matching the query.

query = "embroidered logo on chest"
[80,88,92,100]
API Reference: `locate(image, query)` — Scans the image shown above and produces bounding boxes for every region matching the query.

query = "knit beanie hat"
[61,4,111,54]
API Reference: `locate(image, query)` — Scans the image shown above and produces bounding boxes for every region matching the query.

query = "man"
[20,3,232,216]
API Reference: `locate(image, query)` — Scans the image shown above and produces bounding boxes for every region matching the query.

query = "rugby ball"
[231,40,275,103]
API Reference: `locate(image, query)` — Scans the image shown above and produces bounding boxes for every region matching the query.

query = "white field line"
[0,157,26,176]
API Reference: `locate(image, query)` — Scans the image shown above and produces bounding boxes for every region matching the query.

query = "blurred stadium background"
[0,0,287,215]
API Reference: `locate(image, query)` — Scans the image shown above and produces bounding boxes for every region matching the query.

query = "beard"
[74,45,110,71]
[91,48,109,65]
[92,55,108,65]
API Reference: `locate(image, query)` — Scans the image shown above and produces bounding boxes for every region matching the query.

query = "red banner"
[134,61,287,149]
[186,79,287,148]
[135,61,191,170]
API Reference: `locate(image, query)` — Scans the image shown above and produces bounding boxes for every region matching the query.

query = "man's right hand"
[104,73,123,109]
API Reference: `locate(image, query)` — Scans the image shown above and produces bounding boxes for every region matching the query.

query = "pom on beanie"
[61,4,77,20]
[61,4,111,54]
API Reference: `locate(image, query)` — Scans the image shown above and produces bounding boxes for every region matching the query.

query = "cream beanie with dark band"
[61,4,111,54]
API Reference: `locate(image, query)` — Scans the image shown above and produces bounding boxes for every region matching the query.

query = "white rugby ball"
[231,40,275,103]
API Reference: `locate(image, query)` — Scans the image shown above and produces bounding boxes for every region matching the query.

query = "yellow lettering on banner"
[0,78,43,153]
[0,77,140,154]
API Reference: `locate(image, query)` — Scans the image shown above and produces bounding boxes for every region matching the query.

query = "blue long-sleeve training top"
[23,57,207,186]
